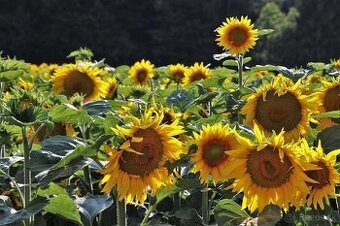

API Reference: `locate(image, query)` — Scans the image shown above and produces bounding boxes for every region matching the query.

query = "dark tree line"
[0,0,339,67]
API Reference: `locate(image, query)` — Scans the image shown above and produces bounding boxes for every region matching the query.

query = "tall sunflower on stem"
[129,59,154,86]
[100,108,185,204]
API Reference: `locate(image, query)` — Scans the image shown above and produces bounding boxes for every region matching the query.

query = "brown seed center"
[228,28,248,46]
[246,146,294,188]
[119,128,163,177]
[64,70,94,97]
[255,90,302,133]
[305,161,330,189]
[137,70,148,83]
[323,85,340,124]
[202,139,229,167]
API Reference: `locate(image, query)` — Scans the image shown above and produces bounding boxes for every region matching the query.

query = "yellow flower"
[17,78,34,91]
[315,78,340,129]
[228,124,315,213]
[52,63,107,102]
[168,63,188,83]
[129,59,154,85]
[216,16,258,55]
[183,62,212,86]
[27,122,75,144]
[331,59,340,70]
[105,77,118,99]
[190,124,245,184]
[100,109,185,204]
[298,140,340,210]
[242,76,317,141]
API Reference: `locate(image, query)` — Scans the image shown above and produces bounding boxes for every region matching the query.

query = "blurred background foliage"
[0,0,338,67]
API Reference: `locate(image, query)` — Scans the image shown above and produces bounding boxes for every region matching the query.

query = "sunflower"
[17,78,34,91]
[298,140,340,210]
[242,75,317,141]
[105,77,118,99]
[129,59,154,85]
[100,109,185,204]
[52,63,107,102]
[183,62,212,86]
[216,16,258,55]
[27,122,75,144]
[168,63,188,83]
[190,124,245,184]
[315,78,340,129]
[228,124,315,213]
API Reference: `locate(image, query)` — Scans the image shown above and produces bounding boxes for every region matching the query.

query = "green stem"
[84,166,93,194]
[141,203,156,226]
[117,198,127,226]
[202,183,209,224]
[237,54,244,88]
[0,168,25,208]
[22,126,31,226]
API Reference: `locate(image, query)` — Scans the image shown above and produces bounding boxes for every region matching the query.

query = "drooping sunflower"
[314,78,340,129]
[52,63,107,102]
[242,75,317,141]
[298,140,340,210]
[168,63,188,84]
[183,62,212,86]
[190,124,245,184]
[228,124,315,213]
[216,16,258,55]
[129,59,154,85]
[27,122,75,144]
[100,109,185,204]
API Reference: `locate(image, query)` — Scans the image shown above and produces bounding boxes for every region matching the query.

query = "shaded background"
[0,0,339,67]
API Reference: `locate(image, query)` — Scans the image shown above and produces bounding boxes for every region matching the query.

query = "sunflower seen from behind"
[129,59,154,85]
[52,63,107,102]
[228,124,315,213]
[190,124,245,184]
[216,16,258,55]
[100,108,185,204]
[242,75,317,141]
[183,62,212,86]
[297,140,340,210]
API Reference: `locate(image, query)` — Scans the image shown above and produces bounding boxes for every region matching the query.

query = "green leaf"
[155,187,181,205]
[74,195,113,225]
[38,183,83,226]
[214,199,250,226]
[0,196,49,225]
[239,205,282,226]
[176,178,201,191]
[257,29,274,36]
[312,110,340,119]
[82,100,111,116]
[317,125,340,154]
[49,104,91,123]
[0,156,23,174]
[250,65,277,72]
[222,60,238,67]
[166,90,194,112]
[243,57,252,64]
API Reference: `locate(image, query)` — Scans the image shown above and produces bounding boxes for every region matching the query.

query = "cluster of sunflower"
[0,16,339,225]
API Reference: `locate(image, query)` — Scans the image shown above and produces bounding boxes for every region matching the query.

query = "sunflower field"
[1,16,340,226]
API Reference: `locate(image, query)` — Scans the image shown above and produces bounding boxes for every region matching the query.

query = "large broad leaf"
[0,156,23,174]
[49,104,91,124]
[0,196,49,225]
[82,100,111,116]
[166,90,194,112]
[38,183,83,226]
[317,125,340,154]
[214,199,250,226]
[74,195,113,226]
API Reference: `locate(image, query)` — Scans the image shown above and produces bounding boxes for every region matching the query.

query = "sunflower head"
[17,78,34,91]
[100,108,185,204]
[129,59,154,85]
[105,77,118,99]
[242,76,317,141]
[168,63,188,83]
[52,63,107,102]
[183,62,212,86]
[216,16,258,55]
[191,124,245,184]
[315,78,340,129]
[228,124,315,213]
[298,140,340,210]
